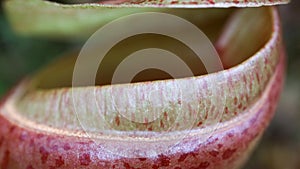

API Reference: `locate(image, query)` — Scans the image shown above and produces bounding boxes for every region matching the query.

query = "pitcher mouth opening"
[29,7,273,90]
[0,7,279,136]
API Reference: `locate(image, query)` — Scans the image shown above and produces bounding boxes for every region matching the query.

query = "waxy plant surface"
[0,0,288,168]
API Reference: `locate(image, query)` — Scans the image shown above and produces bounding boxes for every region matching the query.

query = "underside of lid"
[48,0,290,8]
[3,0,290,39]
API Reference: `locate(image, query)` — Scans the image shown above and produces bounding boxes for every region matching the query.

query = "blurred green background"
[0,1,299,169]
[244,1,300,169]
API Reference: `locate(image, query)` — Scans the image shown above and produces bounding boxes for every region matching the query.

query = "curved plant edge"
[0,6,286,169]
[0,46,285,169]
[12,7,281,134]
[6,0,290,8]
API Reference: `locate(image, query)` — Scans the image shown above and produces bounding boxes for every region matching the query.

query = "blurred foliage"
[0,8,74,96]
[244,1,300,169]
[0,1,299,169]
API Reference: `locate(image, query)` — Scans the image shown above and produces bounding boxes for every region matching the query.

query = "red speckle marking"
[234,97,238,105]
[39,147,49,164]
[188,1,198,5]
[55,156,65,167]
[190,152,198,158]
[144,118,149,123]
[222,149,237,160]
[152,164,159,169]
[170,1,178,4]
[238,103,243,109]
[178,153,188,162]
[208,0,215,4]
[242,75,247,83]
[0,136,3,148]
[218,144,223,149]
[46,137,53,143]
[37,134,44,139]
[139,158,147,161]
[256,72,261,83]
[26,165,34,169]
[79,153,91,166]
[29,139,34,147]
[164,111,168,119]
[227,133,234,138]
[115,116,120,126]
[177,100,181,104]
[233,0,239,4]
[204,111,208,120]
[123,162,132,169]
[63,143,71,151]
[197,121,203,127]
[51,145,59,151]
[9,126,15,133]
[160,120,164,128]
[158,154,170,166]
[225,107,229,114]
[198,161,210,169]
[208,150,219,157]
